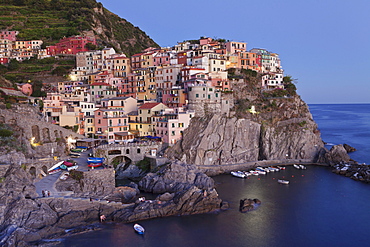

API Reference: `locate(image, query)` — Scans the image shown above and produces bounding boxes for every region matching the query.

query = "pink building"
[94,108,130,143]
[0,31,18,41]
[155,108,194,145]
[17,83,33,96]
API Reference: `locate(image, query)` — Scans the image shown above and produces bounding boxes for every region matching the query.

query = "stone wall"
[0,104,83,159]
[96,142,164,165]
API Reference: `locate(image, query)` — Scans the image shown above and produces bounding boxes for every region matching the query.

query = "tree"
[85,42,97,51]
[7,59,20,71]
[283,75,298,96]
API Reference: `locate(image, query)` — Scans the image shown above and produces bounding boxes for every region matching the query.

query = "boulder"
[343,143,356,153]
[239,198,261,213]
[139,160,215,193]
[324,145,351,165]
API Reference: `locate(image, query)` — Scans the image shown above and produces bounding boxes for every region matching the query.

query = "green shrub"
[0,129,13,137]
[5,103,11,109]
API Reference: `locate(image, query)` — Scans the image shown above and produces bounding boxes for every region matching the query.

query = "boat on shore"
[88,163,102,168]
[47,161,64,174]
[87,157,104,163]
[59,172,69,180]
[67,165,78,171]
[278,179,289,184]
[134,224,145,234]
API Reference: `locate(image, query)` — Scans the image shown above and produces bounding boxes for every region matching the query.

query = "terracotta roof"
[139,102,161,109]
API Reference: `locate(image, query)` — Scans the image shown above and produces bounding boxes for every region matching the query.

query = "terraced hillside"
[0,0,158,55]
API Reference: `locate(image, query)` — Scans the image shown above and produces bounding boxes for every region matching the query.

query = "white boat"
[134,224,145,234]
[59,172,69,180]
[257,167,269,173]
[277,166,286,170]
[278,179,289,184]
[256,170,266,175]
[266,167,275,172]
[299,165,307,169]
[231,171,246,178]
[47,161,64,172]
[293,164,300,169]
[67,165,78,171]
[256,167,268,173]
[250,170,259,176]
[243,171,251,176]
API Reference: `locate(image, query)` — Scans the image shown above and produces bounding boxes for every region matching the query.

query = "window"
[172,123,175,128]
[137,148,141,154]
[196,94,199,98]
[171,131,175,136]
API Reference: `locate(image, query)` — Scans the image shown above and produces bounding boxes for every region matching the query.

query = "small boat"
[88,163,102,168]
[257,167,269,173]
[69,152,81,157]
[48,161,63,172]
[278,179,289,184]
[67,165,78,171]
[231,171,246,178]
[277,166,286,170]
[87,157,105,164]
[243,171,251,176]
[70,148,84,153]
[271,166,280,170]
[59,172,69,180]
[250,170,259,176]
[48,168,61,175]
[293,164,300,169]
[255,170,266,175]
[134,224,145,234]
[299,165,307,169]
[63,161,75,167]
[266,167,276,172]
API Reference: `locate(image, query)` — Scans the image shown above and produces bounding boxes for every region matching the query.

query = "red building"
[48,36,96,56]
[0,57,8,65]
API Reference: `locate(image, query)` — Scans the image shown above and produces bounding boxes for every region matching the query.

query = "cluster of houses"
[0,30,96,64]
[0,30,287,145]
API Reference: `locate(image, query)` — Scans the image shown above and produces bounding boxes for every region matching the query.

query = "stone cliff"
[166,78,326,167]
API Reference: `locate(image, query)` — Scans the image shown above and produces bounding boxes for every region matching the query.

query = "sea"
[58,104,370,247]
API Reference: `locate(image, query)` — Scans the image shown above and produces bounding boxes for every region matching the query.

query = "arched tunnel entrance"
[111,155,132,171]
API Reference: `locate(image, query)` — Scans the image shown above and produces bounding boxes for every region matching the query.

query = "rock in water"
[324,145,351,165]
[239,198,261,213]
[343,143,356,153]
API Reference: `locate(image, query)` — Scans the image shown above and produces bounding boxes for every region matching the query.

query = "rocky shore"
[0,160,226,246]
[332,162,370,183]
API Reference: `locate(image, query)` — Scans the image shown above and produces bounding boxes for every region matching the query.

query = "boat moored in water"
[278,179,289,184]
[231,171,246,178]
[134,224,145,234]
[293,164,300,169]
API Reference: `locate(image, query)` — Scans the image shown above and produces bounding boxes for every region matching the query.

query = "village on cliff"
[0,30,286,146]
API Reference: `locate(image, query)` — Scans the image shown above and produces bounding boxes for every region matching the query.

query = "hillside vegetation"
[0,0,158,55]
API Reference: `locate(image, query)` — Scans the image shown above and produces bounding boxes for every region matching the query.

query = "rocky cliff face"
[167,94,326,167]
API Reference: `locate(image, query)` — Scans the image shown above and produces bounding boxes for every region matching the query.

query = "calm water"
[59,104,370,247]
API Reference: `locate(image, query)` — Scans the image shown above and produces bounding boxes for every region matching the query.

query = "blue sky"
[99,0,370,104]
